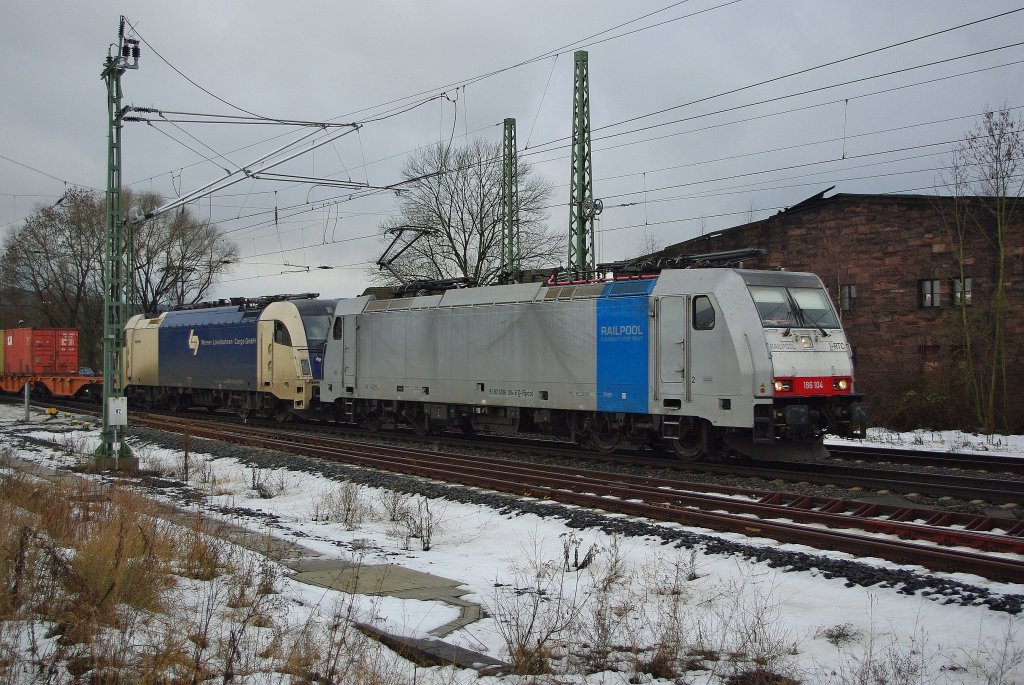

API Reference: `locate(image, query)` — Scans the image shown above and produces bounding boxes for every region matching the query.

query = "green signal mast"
[96,16,139,465]
[500,117,521,283]
[567,50,601,274]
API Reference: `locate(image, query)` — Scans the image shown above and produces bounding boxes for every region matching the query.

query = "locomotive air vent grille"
[573,284,605,299]
[387,298,414,310]
[365,300,391,311]
[543,286,569,300]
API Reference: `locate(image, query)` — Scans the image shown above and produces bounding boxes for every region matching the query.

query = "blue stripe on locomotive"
[157,308,258,390]
[596,280,654,413]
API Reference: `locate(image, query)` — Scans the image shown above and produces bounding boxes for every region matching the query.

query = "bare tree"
[0,188,237,366]
[129,191,238,314]
[635,230,662,258]
[373,139,559,286]
[0,187,105,364]
[941,107,1024,432]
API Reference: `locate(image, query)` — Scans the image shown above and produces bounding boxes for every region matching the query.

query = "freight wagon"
[3,328,78,375]
[0,328,99,398]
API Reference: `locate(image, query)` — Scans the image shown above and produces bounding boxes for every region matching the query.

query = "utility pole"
[500,117,520,283]
[567,50,601,275]
[96,16,139,467]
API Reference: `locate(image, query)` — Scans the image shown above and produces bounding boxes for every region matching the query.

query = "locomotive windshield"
[748,285,840,329]
[294,300,337,349]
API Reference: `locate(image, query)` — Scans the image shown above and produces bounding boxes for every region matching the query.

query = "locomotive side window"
[693,296,715,330]
[332,316,343,340]
[273,321,292,346]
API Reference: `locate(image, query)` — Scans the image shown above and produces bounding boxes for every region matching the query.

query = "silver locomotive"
[319,269,867,460]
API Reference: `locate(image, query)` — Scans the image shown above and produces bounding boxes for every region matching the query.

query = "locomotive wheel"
[670,419,706,461]
[410,414,430,436]
[359,403,384,431]
[587,413,622,454]
[273,403,291,423]
[166,394,182,412]
[404,406,430,436]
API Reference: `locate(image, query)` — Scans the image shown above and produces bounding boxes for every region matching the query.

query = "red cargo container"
[3,328,79,376]
[55,329,80,374]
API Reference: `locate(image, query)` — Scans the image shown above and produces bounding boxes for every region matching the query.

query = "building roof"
[655,189,1007,259]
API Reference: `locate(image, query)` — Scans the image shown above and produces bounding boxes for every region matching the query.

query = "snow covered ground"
[1,404,1022,684]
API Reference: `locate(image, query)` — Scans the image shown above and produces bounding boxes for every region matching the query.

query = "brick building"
[649,190,1024,429]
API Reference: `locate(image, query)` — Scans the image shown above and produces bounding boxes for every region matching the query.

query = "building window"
[951,277,972,306]
[839,284,857,312]
[919,279,941,308]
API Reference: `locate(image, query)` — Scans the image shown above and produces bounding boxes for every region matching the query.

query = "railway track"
[827,442,1024,476]
[8,396,1023,506]
[128,412,1024,584]
[687,458,1024,506]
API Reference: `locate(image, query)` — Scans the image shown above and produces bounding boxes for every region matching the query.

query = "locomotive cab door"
[257,320,275,390]
[688,294,739,406]
[342,315,358,391]
[323,316,344,397]
[322,314,357,401]
[656,296,687,399]
[257,319,293,391]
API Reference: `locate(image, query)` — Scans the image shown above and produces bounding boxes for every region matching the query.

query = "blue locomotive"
[124,294,337,420]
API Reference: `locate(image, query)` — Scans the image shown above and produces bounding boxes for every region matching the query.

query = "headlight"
[798,334,814,349]
[774,378,792,393]
[834,378,850,391]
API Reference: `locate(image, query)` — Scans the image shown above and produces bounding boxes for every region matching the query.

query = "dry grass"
[0,442,443,682]
[0,470,204,640]
[0,457,406,683]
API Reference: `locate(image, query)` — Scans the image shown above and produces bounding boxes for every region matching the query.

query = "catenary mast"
[96,16,139,465]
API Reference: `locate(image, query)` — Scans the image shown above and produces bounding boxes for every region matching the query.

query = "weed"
[378,488,411,523]
[816,622,860,647]
[560,531,599,571]
[312,481,370,529]
[250,467,285,499]
[489,538,587,674]
[390,496,444,550]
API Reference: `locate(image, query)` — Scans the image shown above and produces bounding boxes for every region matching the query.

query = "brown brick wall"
[661,194,1024,420]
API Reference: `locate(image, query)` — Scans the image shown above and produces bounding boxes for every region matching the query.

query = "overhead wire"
[126,19,283,122]
[309,0,736,126]
[526,6,1024,150]
[524,40,1024,156]
[120,0,739,192]
[0,153,99,191]
[111,5,1024,273]
[525,58,1024,169]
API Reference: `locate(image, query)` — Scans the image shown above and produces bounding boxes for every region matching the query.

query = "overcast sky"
[2,1,1022,300]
